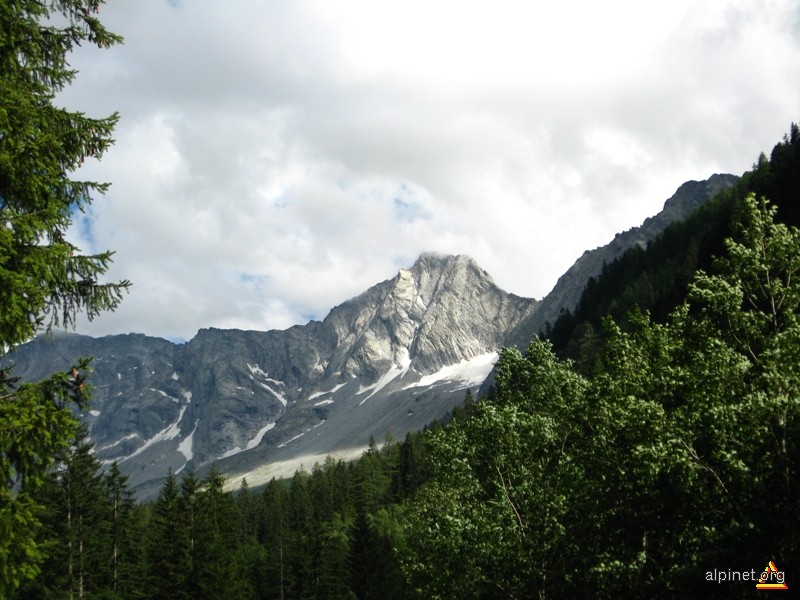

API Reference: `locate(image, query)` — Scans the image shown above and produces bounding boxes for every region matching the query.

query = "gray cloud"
[60,0,800,341]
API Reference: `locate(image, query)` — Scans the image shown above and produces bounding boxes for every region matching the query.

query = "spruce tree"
[13,432,110,599]
[0,1,128,593]
[317,514,352,600]
[193,467,241,599]
[260,478,290,599]
[60,438,106,599]
[286,469,314,600]
[103,462,138,598]
[146,471,191,600]
[178,470,200,597]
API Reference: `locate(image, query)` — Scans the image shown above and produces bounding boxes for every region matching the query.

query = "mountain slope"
[5,173,747,498]
[6,254,536,498]
[506,173,738,349]
[536,126,800,368]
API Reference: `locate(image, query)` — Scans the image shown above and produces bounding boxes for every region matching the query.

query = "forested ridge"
[7,126,800,599]
[547,124,800,373]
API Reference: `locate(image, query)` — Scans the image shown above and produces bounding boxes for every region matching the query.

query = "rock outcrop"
[5,174,739,498]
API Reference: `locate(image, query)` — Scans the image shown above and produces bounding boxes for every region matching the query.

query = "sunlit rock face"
[8,253,537,498]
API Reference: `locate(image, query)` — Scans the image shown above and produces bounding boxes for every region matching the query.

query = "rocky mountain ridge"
[6,174,739,498]
[7,254,536,498]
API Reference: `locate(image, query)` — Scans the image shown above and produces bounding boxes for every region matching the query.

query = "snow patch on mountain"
[247,362,288,406]
[220,421,277,459]
[246,422,276,450]
[176,420,198,473]
[406,351,498,390]
[357,349,412,404]
[121,403,188,463]
[151,388,180,403]
[308,381,347,401]
[278,420,326,448]
[97,432,139,453]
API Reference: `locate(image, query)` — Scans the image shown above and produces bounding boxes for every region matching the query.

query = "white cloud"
[60,0,800,341]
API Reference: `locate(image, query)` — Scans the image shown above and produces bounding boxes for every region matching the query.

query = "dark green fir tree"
[1,1,129,593]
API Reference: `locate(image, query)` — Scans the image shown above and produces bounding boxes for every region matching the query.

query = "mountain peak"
[322,253,534,381]
[6,252,537,498]
[411,251,467,266]
[410,252,482,274]
[403,253,496,299]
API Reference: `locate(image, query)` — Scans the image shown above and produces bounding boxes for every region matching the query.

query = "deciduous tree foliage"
[0,1,128,593]
[403,342,589,599]
[401,195,800,598]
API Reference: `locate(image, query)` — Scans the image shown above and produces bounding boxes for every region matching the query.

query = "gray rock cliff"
[6,253,537,498]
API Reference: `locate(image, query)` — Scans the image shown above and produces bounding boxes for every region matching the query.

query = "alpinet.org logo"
[705,561,788,590]
[756,561,788,591]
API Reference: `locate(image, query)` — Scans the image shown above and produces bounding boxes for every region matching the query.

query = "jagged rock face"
[6,253,537,498]
[324,254,535,378]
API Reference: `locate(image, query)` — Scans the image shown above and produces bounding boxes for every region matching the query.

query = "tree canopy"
[401,194,800,598]
[1,1,128,593]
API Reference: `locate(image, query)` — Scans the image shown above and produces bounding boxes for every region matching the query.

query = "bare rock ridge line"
[7,253,538,498]
[5,174,737,498]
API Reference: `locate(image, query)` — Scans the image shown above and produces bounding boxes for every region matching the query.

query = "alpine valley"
[5,174,737,499]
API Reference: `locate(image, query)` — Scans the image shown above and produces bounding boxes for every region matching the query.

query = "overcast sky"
[60,0,800,341]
